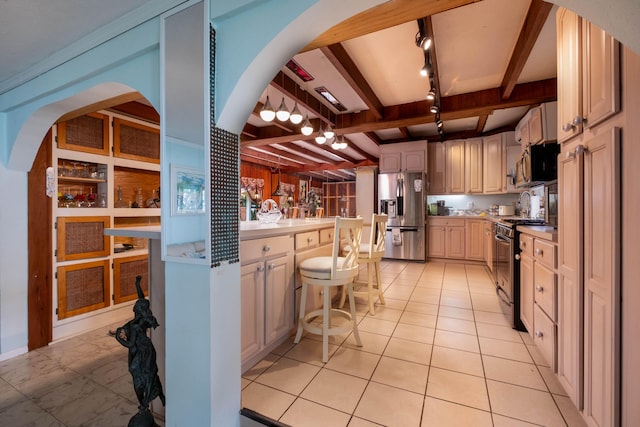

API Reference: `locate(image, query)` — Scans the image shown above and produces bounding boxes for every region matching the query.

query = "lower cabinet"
[428,217,465,259]
[484,221,496,271]
[240,236,294,370]
[465,219,485,260]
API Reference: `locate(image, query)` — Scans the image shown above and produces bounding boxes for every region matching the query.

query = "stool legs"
[346,282,362,348]
[294,283,308,344]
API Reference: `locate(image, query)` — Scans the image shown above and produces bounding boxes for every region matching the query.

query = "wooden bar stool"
[340,213,388,315]
[294,217,363,362]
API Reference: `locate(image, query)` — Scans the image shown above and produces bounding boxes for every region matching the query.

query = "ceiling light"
[300,115,313,136]
[339,136,348,150]
[259,96,275,122]
[315,131,326,145]
[289,102,303,124]
[437,120,443,128]
[323,123,334,139]
[415,31,432,50]
[430,104,439,114]
[276,97,290,121]
[331,139,341,150]
[426,90,436,101]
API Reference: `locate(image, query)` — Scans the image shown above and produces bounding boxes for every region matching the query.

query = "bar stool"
[340,213,388,315]
[315,207,324,218]
[294,217,363,362]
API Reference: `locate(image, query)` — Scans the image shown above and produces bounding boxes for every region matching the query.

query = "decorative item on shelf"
[257,199,282,224]
[307,189,318,217]
[133,187,144,208]
[146,188,160,208]
[115,186,128,208]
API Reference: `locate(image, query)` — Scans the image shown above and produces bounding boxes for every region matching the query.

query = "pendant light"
[289,84,303,124]
[315,130,326,145]
[271,158,288,197]
[260,94,275,122]
[324,123,335,140]
[331,138,340,150]
[275,72,290,121]
[301,115,313,136]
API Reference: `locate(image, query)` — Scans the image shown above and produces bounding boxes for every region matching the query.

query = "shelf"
[58,176,107,184]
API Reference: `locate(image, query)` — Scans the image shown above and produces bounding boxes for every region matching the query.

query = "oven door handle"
[496,285,511,306]
[495,233,511,243]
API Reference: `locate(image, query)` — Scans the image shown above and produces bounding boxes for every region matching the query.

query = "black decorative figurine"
[116,275,165,427]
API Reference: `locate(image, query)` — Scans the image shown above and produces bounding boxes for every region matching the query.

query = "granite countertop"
[240,218,335,240]
[516,224,558,242]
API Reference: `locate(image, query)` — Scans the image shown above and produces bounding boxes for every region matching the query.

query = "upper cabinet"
[556,8,620,144]
[379,141,427,173]
[515,102,558,149]
[445,140,465,194]
[483,133,508,194]
[464,138,483,194]
[427,143,446,194]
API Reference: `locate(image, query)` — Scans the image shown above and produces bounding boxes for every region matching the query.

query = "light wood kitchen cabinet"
[558,127,620,426]
[240,235,294,370]
[427,143,446,194]
[484,221,495,272]
[379,152,401,173]
[446,140,465,194]
[483,133,505,194]
[465,138,483,193]
[428,217,464,259]
[556,8,620,144]
[465,219,485,261]
[520,244,535,335]
[515,102,557,149]
[379,142,426,173]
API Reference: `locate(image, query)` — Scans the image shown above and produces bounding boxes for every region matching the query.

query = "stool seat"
[294,217,363,363]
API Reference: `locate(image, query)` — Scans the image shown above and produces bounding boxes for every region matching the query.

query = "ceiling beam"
[342,137,378,162]
[500,0,554,99]
[320,43,384,120]
[244,144,323,167]
[302,0,477,52]
[242,78,556,147]
[364,132,383,146]
[476,115,489,133]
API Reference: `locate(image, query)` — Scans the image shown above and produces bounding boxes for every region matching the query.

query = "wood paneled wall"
[240,162,300,203]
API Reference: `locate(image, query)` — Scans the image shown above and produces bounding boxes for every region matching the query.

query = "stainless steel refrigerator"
[378,172,427,261]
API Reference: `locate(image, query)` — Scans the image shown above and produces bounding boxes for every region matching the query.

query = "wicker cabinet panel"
[57,216,110,261]
[113,254,149,304]
[113,118,160,164]
[57,113,110,156]
[57,260,110,319]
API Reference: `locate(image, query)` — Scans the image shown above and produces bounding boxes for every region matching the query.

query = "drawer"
[519,234,534,258]
[533,304,556,370]
[319,227,335,245]
[240,235,293,264]
[534,262,557,321]
[428,217,464,227]
[533,239,556,269]
[295,230,320,250]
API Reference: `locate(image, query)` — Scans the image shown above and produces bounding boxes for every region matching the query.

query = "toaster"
[498,205,515,216]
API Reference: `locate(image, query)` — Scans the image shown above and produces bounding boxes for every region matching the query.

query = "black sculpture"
[116,275,165,427]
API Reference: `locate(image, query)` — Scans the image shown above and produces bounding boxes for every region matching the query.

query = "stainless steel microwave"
[515,142,560,188]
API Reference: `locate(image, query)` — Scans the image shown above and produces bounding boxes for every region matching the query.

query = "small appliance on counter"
[498,205,515,216]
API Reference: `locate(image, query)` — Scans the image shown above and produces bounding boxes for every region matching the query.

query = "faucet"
[519,191,531,218]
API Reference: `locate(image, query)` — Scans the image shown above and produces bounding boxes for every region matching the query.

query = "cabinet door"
[241,261,264,363]
[446,226,465,259]
[484,222,495,272]
[379,152,401,173]
[465,139,483,193]
[403,150,425,172]
[483,134,505,193]
[582,20,620,130]
[520,253,534,336]
[264,254,294,347]
[582,128,620,427]
[428,143,446,194]
[428,225,446,258]
[528,106,544,145]
[446,140,465,194]
[556,8,582,143]
[465,220,484,260]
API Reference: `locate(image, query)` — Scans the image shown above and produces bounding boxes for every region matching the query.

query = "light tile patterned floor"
[242,261,587,427]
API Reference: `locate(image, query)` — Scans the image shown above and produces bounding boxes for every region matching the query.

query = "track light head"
[426,90,436,101]
[415,32,432,50]
[430,104,439,114]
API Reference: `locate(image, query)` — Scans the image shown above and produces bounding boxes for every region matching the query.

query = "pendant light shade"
[260,96,276,122]
[315,131,326,145]
[323,123,335,139]
[301,115,313,136]
[331,139,341,150]
[272,161,288,197]
[276,97,290,121]
[289,102,303,124]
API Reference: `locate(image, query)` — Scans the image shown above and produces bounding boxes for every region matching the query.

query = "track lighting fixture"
[415,31,432,50]
[430,104,439,114]
[259,95,275,122]
[289,102,303,124]
[276,97,290,121]
[427,90,436,101]
[437,120,443,128]
[300,115,313,136]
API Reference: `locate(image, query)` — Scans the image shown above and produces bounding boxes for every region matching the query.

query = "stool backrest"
[368,214,388,258]
[332,217,363,280]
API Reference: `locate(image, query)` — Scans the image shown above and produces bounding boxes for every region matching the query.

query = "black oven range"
[493,217,544,331]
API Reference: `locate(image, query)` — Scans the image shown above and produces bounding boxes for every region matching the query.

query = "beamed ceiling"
[241,0,557,182]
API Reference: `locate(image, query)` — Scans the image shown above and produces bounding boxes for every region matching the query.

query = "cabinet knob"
[268,263,276,270]
[535,248,543,255]
[535,285,544,292]
[515,254,520,261]
[257,264,265,272]
[572,116,586,126]
[535,330,544,338]
[520,241,526,249]
[263,245,270,252]
[562,122,574,132]
[307,237,313,243]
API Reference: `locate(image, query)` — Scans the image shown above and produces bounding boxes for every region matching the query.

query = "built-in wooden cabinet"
[556,8,620,144]
[240,235,294,370]
[465,219,485,261]
[484,221,495,272]
[379,141,427,173]
[427,143,446,194]
[323,181,356,217]
[465,138,483,193]
[52,111,160,335]
[445,140,465,194]
[428,217,465,259]
[483,133,506,194]
[515,102,557,149]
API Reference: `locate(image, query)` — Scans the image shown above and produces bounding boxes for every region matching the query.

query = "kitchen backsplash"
[428,186,545,215]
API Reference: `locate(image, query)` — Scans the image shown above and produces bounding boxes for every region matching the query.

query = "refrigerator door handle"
[396,175,404,216]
